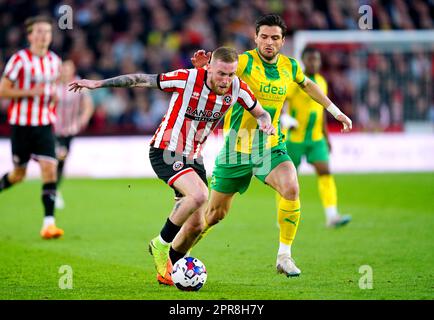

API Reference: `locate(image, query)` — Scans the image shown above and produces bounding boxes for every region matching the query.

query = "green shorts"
[211,143,292,194]
[285,138,329,168]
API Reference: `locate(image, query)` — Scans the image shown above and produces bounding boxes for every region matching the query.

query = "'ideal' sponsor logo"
[259,82,287,95]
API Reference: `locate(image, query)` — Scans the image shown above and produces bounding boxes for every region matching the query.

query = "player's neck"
[257,50,279,64]
[29,45,48,57]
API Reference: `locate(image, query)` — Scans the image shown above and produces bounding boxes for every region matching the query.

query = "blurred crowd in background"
[0,0,433,136]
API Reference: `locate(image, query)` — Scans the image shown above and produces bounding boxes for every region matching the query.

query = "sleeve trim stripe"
[296,75,306,85]
[156,74,162,90]
[246,99,257,111]
[239,88,255,105]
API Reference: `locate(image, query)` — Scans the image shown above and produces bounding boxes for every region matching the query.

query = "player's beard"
[259,47,278,62]
[210,78,229,95]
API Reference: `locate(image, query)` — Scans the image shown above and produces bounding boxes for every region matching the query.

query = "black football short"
[149,146,208,198]
[55,135,74,155]
[10,125,57,166]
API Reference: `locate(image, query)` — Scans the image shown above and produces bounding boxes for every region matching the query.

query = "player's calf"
[0,168,26,192]
[206,204,229,226]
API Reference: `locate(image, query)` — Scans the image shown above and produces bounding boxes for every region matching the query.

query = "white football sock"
[325,206,339,221]
[43,216,55,228]
[278,243,291,256]
[158,235,170,246]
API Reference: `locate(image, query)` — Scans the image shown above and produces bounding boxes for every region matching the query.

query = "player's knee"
[189,189,208,208]
[317,169,331,176]
[56,153,67,161]
[280,183,299,200]
[314,162,331,175]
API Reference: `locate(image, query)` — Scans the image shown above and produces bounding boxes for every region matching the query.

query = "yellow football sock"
[275,192,281,223]
[278,198,301,245]
[318,174,337,208]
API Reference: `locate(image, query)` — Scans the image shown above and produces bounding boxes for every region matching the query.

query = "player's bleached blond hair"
[210,47,238,64]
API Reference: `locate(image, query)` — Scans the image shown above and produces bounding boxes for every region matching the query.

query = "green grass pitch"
[0,173,433,300]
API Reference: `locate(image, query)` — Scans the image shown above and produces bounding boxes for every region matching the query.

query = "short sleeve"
[236,79,257,111]
[288,57,306,85]
[3,54,23,82]
[236,54,248,77]
[157,69,189,93]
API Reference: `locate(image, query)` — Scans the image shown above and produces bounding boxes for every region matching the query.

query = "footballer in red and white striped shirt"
[150,67,257,159]
[68,47,275,284]
[53,60,94,210]
[0,16,64,239]
[4,48,61,126]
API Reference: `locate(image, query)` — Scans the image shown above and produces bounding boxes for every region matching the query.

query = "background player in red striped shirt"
[0,16,64,239]
[54,60,94,209]
[69,46,275,285]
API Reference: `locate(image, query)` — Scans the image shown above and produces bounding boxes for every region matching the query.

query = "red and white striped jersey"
[54,77,89,137]
[150,68,257,159]
[2,48,62,126]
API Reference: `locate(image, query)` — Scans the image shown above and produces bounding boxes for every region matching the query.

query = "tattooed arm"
[68,73,158,92]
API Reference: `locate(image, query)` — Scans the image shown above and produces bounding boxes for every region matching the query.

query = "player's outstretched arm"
[300,78,352,133]
[68,74,158,92]
[249,102,276,136]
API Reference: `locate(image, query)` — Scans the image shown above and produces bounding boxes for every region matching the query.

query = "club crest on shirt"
[191,92,200,100]
[173,161,184,171]
[223,94,232,105]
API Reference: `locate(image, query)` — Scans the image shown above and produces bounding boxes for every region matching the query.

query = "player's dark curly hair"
[255,14,287,37]
[302,47,321,58]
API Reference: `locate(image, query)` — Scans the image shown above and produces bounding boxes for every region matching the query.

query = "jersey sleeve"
[2,53,23,82]
[288,57,306,85]
[236,54,249,77]
[236,79,257,111]
[157,69,189,92]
